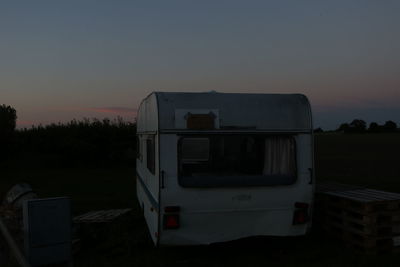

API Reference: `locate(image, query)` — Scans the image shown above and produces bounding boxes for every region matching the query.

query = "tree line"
[314,119,398,133]
[0,104,136,167]
[1,104,398,166]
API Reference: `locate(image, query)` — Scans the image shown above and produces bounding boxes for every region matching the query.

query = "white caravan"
[136,92,314,246]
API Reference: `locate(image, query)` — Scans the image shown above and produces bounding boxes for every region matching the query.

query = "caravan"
[136,92,314,246]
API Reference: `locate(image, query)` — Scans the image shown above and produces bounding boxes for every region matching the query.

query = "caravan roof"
[137,92,312,132]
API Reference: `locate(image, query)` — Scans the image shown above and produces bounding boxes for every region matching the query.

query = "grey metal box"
[23,197,71,266]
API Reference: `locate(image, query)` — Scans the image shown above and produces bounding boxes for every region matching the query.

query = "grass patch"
[315,133,400,192]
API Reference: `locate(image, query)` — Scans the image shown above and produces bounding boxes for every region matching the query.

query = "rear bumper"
[159,209,309,246]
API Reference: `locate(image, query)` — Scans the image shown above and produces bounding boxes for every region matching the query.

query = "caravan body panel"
[136,93,160,244]
[136,92,314,246]
[158,133,313,245]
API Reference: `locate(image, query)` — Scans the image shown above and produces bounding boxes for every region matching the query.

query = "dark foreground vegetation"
[15,118,136,167]
[1,133,400,266]
[1,105,400,266]
[1,103,136,167]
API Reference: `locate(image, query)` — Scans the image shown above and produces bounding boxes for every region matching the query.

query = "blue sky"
[1,0,399,129]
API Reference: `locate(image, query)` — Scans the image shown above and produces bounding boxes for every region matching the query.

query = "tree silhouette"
[0,104,17,160]
[337,123,350,132]
[349,119,367,133]
[368,122,380,133]
[0,104,17,134]
[383,120,397,132]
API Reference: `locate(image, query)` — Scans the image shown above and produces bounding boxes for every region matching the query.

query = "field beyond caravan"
[136,92,314,246]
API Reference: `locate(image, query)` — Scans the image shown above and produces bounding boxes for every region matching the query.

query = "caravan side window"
[136,135,144,162]
[147,135,155,174]
[136,135,140,160]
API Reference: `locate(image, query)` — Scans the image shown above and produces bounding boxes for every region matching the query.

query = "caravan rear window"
[181,138,210,161]
[178,135,297,187]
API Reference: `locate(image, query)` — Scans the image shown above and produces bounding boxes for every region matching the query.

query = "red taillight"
[293,202,309,225]
[164,214,179,229]
[164,206,180,229]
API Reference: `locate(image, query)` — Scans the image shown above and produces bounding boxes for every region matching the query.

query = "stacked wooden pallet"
[74,208,132,223]
[315,182,400,254]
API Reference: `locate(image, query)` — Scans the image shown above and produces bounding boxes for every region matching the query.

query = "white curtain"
[263,137,295,176]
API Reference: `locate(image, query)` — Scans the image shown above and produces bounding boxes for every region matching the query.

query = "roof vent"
[175,109,219,129]
[186,112,216,130]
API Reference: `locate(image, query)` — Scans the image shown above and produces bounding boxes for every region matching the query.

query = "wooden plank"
[316,193,400,214]
[327,190,396,202]
[317,183,400,201]
[346,190,400,201]
[74,210,105,221]
[320,212,400,236]
[346,190,392,201]
[364,189,400,199]
[322,224,400,254]
[323,224,394,247]
[319,208,400,226]
[316,182,365,193]
[74,209,132,223]
[325,191,371,202]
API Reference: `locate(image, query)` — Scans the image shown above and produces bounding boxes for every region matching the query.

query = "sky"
[0,0,399,130]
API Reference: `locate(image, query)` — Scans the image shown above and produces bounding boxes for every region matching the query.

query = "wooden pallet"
[73,209,132,223]
[319,213,400,236]
[315,182,400,254]
[317,190,400,213]
[322,224,400,254]
[317,182,365,193]
[316,204,400,224]
[321,208,400,228]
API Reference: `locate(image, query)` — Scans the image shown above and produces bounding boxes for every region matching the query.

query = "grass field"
[1,133,400,266]
[315,133,400,192]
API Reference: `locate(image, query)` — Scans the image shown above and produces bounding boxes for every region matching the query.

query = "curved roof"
[137,92,312,132]
[152,92,312,131]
